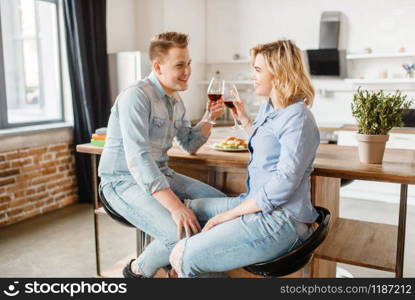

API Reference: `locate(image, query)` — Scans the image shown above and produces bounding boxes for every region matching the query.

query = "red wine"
[208,94,222,102]
[224,101,235,109]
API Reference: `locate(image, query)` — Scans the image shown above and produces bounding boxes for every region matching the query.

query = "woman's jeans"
[169,197,313,278]
[100,170,226,277]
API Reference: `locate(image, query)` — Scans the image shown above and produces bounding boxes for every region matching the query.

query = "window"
[0,0,64,129]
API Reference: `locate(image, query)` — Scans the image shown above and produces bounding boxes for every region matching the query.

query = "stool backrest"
[98,189,135,228]
[244,206,331,277]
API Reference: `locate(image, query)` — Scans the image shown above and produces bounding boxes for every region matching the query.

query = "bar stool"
[244,206,331,277]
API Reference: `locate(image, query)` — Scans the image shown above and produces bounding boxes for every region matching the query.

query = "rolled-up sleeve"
[174,112,209,155]
[252,112,319,213]
[117,87,170,194]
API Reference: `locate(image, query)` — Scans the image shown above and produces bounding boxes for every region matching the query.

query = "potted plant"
[351,87,413,164]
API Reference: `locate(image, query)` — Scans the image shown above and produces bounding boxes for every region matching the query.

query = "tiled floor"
[0,197,414,277]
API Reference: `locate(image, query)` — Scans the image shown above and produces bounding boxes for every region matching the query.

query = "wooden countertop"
[77,138,415,184]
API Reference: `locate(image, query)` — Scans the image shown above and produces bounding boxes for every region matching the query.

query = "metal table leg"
[395,184,408,278]
[91,154,102,277]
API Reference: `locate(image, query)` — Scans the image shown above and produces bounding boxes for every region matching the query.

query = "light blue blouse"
[241,99,320,223]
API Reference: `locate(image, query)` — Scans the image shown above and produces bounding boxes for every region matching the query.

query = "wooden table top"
[76,138,415,184]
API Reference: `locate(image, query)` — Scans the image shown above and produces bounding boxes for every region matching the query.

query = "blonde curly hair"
[250,40,314,108]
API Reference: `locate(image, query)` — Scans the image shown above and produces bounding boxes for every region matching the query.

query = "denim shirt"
[241,99,320,223]
[98,72,208,194]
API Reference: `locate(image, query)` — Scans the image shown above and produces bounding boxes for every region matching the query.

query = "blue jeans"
[169,197,313,278]
[100,170,226,277]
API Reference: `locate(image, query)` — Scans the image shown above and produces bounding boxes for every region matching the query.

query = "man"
[98,32,226,278]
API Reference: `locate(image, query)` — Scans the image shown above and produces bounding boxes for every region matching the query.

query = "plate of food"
[210,137,248,152]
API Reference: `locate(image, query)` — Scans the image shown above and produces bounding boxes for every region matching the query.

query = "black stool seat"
[99,189,135,228]
[244,206,331,277]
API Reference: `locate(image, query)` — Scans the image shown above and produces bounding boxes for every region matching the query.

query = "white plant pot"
[356,133,389,164]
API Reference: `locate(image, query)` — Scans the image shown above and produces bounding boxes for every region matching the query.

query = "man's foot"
[123,259,144,278]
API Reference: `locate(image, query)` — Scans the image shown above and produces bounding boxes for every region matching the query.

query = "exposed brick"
[41,161,57,168]
[6,182,27,193]
[7,207,24,216]
[42,167,56,175]
[49,145,67,152]
[0,177,15,187]
[31,177,49,185]
[55,194,66,201]
[24,204,35,211]
[25,189,35,196]
[6,152,26,160]
[58,165,69,172]
[27,193,48,202]
[36,186,46,193]
[24,210,40,219]
[0,162,10,170]
[0,195,11,203]
[59,158,72,164]
[0,141,78,228]
[11,158,32,168]
[16,171,42,182]
[32,156,41,164]
[14,191,25,198]
[9,198,27,208]
[26,147,47,156]
[43,154,53,161]
[0,169,20,178]
[56,152,69,159]
[22,164,41,172]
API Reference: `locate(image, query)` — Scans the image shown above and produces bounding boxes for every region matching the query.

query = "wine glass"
[206,77,225,125]
[224,83,242,129]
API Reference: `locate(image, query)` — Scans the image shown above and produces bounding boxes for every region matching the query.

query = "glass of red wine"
[206,77,225,125]
[224,83,241,129]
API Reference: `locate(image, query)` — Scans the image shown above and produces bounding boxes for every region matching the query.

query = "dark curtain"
[63,0,111,203]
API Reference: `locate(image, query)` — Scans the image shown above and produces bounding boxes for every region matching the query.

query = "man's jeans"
[100,170,226,277]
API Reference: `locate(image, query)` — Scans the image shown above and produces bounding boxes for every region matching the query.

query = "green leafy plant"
[351,87,413,135]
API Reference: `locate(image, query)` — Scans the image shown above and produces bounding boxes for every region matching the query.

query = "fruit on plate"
[214,137,248,150]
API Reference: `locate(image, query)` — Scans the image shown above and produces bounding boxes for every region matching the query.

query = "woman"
[169,40,320,278]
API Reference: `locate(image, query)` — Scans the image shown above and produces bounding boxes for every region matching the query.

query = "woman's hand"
[170,206,202,240]
[202,210,238,232]
[232,100,251,127]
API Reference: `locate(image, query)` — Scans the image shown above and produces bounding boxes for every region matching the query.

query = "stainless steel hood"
[305,11,347,78]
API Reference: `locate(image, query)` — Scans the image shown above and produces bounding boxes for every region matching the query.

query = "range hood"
[305,11,347,78]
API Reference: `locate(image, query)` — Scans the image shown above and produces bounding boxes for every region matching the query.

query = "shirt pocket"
[150,116,167,141]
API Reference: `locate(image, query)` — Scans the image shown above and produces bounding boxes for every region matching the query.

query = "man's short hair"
[149,32,189,61]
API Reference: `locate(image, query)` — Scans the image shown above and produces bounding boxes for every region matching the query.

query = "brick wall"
[0,142,78,227]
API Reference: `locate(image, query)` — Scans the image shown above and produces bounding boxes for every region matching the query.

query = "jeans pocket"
[112,181,135,195]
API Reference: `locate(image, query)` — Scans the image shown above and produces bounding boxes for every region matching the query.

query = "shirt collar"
[148,71,178,104]
[266,98,303,119]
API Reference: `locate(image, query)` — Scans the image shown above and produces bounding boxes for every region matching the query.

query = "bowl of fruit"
[210,137,248,152]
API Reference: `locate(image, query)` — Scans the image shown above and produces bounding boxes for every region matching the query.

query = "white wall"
[206,0,415,126]
[107,0,415,123]
[107,0,139,53]
[107,0,206,121]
